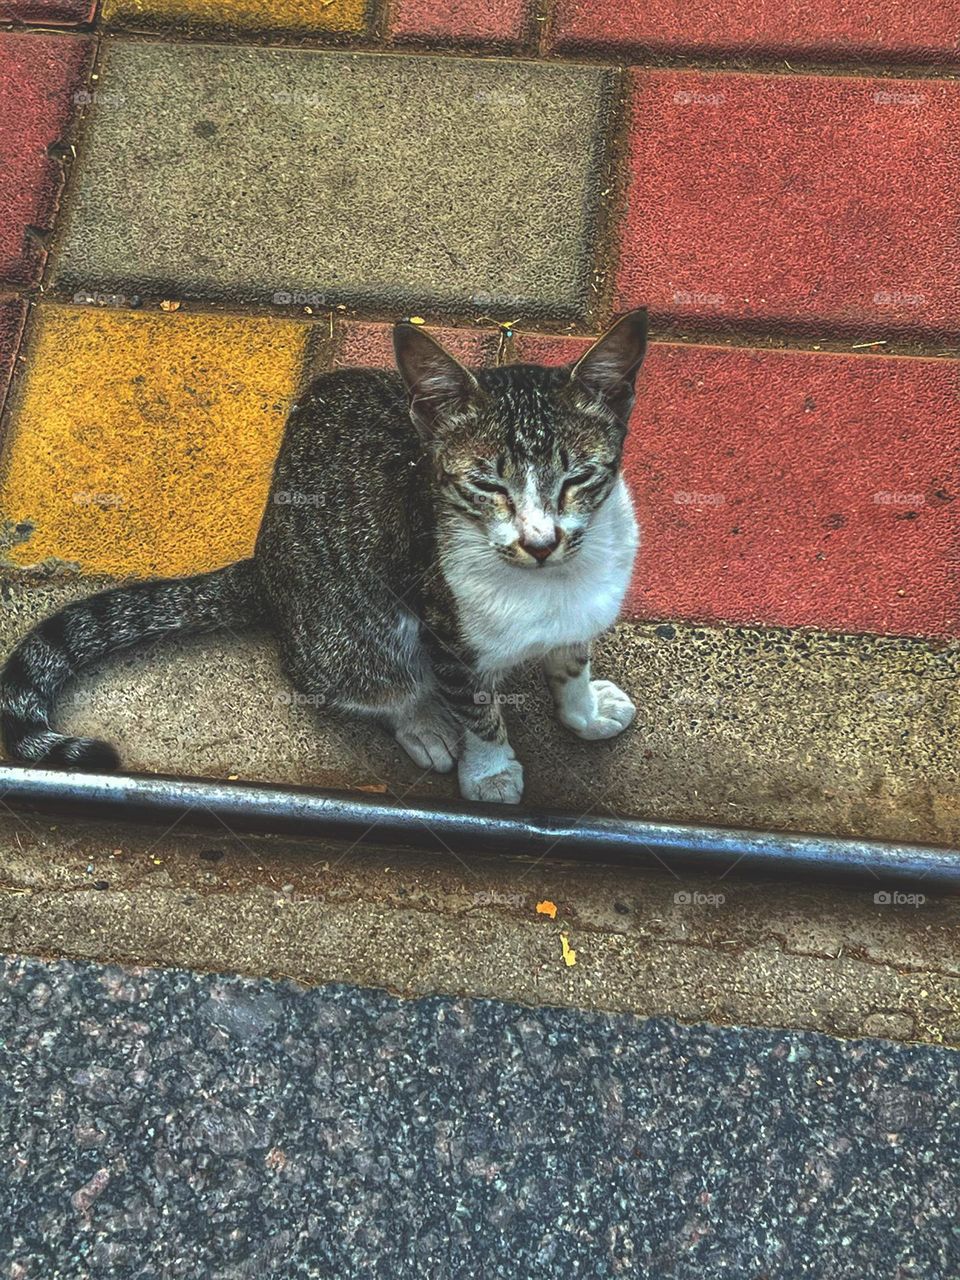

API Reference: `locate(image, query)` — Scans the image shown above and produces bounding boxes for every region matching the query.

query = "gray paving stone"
[50,40,617,322]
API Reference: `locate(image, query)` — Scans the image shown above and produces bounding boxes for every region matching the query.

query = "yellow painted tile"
[102,0,368,34]
[0,305,309,579]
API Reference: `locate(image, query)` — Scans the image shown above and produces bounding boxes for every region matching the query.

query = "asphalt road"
[2,955,958,1279]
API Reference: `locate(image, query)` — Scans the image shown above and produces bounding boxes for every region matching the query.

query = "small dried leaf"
[560,932,577,967]
[159,299,181,312]
[536,900,558,919]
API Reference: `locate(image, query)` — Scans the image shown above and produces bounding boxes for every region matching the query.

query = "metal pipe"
[0,763,957,893]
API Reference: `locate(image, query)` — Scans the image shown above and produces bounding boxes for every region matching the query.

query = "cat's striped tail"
[1,558,267,771]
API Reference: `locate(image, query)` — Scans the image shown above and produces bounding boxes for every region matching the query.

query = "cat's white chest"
[442,479,639,678]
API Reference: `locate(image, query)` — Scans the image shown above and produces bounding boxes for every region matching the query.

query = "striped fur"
[1,560,265,769]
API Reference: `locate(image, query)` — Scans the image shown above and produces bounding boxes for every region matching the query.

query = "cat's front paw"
[395,709,459,774]
[559,679,635,741]
[459,751,524,804]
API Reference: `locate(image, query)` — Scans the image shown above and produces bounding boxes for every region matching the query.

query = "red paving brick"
[514,333,960,639]
[390,0,530,46]
[0,295,27,422]
[0,32,93,286]
[335,320,503,369]
[549,0,960,64]
[1,1,96,22]
[614,70,960,341]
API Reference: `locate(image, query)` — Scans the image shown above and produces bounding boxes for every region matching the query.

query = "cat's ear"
[569,308,648,426]
[393,322,481,436]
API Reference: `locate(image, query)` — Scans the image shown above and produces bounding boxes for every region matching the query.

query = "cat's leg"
[382,691,460,774]
[544,643,636,741]
[276,613,460,772]
[429,649,523,804]
[457,703,523,804]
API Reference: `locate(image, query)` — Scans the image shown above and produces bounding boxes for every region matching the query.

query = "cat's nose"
[520,529,561,563]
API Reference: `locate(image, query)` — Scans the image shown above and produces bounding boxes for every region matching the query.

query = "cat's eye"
[560,470,596,499]
[469,477,510,498]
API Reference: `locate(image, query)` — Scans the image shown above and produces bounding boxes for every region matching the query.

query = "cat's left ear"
[394,321,481,437]
[569,308,648,426]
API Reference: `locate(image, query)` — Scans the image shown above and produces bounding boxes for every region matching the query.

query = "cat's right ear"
[569,307,648,427]
[393,322,481,437]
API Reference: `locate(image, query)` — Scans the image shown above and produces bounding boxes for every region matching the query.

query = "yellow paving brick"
[103,0,368,34]
[0,305,310,579]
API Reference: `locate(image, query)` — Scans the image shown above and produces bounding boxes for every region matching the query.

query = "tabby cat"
[0,308,648,804]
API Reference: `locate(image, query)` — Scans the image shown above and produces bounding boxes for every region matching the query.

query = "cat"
[0,308,648,805]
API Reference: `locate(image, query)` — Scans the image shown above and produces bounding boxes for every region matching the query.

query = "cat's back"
[283,366,413,460]
[258,364,430,587]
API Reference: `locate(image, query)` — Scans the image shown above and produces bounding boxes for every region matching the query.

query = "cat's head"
[393,309,648,569]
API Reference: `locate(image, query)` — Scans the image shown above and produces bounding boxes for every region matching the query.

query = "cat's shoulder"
[296,365,403,405]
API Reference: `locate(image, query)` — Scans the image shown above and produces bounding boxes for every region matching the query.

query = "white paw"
[395,713,459,773]
[559,680,636,741]
[459,752,524,804]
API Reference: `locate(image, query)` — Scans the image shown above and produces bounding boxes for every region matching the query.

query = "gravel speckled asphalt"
[2,956,959,1279]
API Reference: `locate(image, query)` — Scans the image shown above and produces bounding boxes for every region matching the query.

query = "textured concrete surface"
[49,40,617,323]
[548,0,960,63]
[513,332,960,639]
[390,0,532,47]
[0,32,93,285]
[2,955,960,1278]
[2,805,960,1045]
[334,318,502,370]
[0,304,312,578]
[1,577,957,845]
[102,0,369,36]
[0,295,26,418]
[614,70,960,340]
